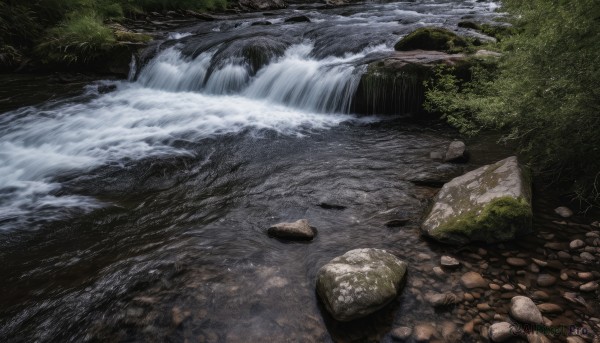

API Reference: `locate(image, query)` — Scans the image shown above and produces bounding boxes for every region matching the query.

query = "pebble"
[545,242,567,250]
[537,274,557,287]
[391,326,412,341]
[560,273,569,281]
[433,266,445,278]
[580,252,596,261]
[461,272,487,289]
[464,293,474,302]
[558,251,572,260]
[577,272,594,280]
[501,284,514,291]
[414,323,436,342]
[580,281,599,292]
[425,292,461,307]
[530,263,540,273]
[555,206,574,218]
[417,253,432,261]
[510,296,544,325]
[531,291,550,301]
[532,258,548,267]
[477,303,491,311]
[518,283,527,291]
[506,257,528,267]
[489,283,501,290]
[537,303,563,314]
[489,322,515,342]
[566,337,586,343]
[570,239,586,250]
[440,255,461,269]
[441,321,460,343]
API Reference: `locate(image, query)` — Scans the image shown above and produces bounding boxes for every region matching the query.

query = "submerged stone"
[268,219,315,240]
[421,156,532,245]
[316,248,408,321]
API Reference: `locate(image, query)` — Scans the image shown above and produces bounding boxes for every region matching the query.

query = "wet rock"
[506,257,527,267]
[580,281,599,292]
[238,0,286,10]
[284,15,310,23]
[530,263,540,273]
[461,272,487,289]
[554,206,574,218]
[526,332,552,343]
[577,272,594,280]
[532,258,548,267]
[268,219,315,240]
[570,239,586,250]
[441,255,460,269]
[441,321,461,343]
[558,251,572,260]
[395,27,468,53]
[316,248,408,321]
[421,156,532,245]
[567,337,586,343]
[489,283,501,290]
[580,252,595,261]
[425,292,461,307]
[537,303,563,314]
[477,303,491,311]
[489,322,515,342]
[251,21,272,26]
[537,274,557,287]
[414,323,436,342]
[444,140,469,163]
[544,242,567,250]
[391,326,412,341]
[531,291,549,301]
[510,296,543,325]
[501,284,514,291]
[432,266,445,278]
[560,272,569,281]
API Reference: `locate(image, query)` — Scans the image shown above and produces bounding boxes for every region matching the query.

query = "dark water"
[4,1,599,342]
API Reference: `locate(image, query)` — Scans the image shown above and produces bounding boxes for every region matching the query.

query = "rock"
[506,257,528,267]
[432,266,445,278]
[239,0,286,10]
[570,239,586,250]
[316,248,408,321]
[444,141,469,163]
[441,255,461,269]
[394,27,469,53]
[391,326,412,341]
[477,303,491,311]
[577,272,594,280]
[475,49,502,58]
[510,296,544,325]
[251,21,272,26]
[414,323,436,342]
[284,15,310,23]
[489,283,501,290]
[537,303,563,314]
[580,281,599,292]
[425,292,461,307]
[554,206,574,218]
[537,274,557,287]
[268,219,315,240]
[502,284,514,291]
[531,291,549,301]
[421,156,532,245]
[532,258,548,267]
[558,251,572,260]
[530,263,540,273]
[526,332,552,343]
[461,272,487,289]
[580,252,595,261]
[489,322,515,342]
[441,321,461,343]
[317,202,347,210]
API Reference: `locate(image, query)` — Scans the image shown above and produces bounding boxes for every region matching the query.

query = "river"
[4,1,598,342]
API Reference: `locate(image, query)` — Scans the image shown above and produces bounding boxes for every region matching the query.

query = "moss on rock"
[431,196,532,244]
[394,27,469,53]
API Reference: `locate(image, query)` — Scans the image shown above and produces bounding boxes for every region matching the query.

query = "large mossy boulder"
[394,27,469,53]
[421,156,532,245]
[316,248,408,321]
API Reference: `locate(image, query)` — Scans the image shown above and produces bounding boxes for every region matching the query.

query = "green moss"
[432,196,532,243]
[458,21,482,30]
[394,27,469,53]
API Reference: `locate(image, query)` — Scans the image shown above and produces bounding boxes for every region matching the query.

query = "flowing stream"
[0,1,517,342]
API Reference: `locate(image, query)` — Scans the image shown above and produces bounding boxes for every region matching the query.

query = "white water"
[0,42,385,228]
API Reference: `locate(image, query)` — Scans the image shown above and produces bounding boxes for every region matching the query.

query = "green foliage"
[425,0,600,206]
[36,13,116,64]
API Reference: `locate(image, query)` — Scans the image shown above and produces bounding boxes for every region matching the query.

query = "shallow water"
[5,1,598,342]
